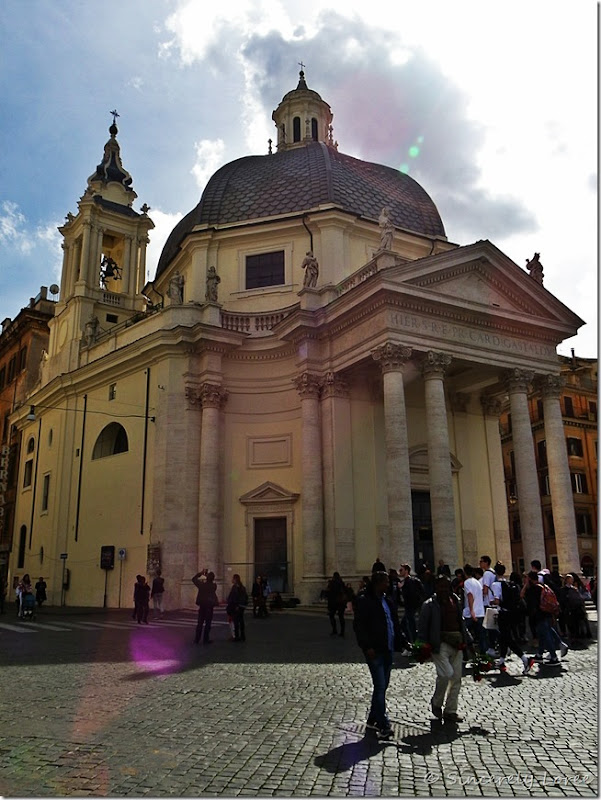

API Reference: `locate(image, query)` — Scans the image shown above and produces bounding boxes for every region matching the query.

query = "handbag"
[483,606,499,630]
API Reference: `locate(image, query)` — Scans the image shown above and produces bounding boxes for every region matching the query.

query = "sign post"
[100,546,115,608]
[60,553,68,607]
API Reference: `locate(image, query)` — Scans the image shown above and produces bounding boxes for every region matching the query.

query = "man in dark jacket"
[192,570,218,644]
[353,571,404,739]
[418,575,466,723]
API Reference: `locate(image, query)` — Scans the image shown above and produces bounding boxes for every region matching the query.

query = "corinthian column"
[422,351,457,568]
[371,343,413,568]
[293,373,325,586]
[506,369,545,567]
[198,382,228,575]
[537,374,580,572]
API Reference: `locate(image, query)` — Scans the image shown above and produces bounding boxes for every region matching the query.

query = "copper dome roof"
[156,141,445,277]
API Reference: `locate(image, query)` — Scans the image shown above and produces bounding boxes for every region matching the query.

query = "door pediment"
[239,481,299,505]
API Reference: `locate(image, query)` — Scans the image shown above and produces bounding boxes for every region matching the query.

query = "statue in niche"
[525,252,544,285]
[205,266,221,302]
[84,314,99,347]
[378,206,394,251]
[301,251,319,288]
[167,271,184,304]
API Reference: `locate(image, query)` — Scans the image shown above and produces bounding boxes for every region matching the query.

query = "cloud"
[191,139,227,191]
[145,209,184,282]
[0,202,33,253]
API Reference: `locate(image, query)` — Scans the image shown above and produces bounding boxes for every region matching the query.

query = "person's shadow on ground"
[314,720,491,771]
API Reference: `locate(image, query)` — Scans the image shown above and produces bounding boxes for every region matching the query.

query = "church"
[8,71,584,608]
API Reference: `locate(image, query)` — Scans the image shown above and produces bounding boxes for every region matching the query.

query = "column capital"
[371,342,412,373]
[505,368,534,394]
[293,372,322,398]
[480,395,503,417]
[422,350,452,379]
[321,371,349,399]
[184,385,202,409]
[198,382,228,409]
[535,373,565,398]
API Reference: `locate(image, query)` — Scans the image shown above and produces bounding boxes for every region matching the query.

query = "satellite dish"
[49,284,60,296]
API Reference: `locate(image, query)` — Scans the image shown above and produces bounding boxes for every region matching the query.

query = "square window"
[245,251,285,289]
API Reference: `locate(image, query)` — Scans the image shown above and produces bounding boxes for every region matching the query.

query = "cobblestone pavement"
[0,605,597,797]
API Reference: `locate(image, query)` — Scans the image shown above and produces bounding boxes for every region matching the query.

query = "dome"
[156,142,445,277]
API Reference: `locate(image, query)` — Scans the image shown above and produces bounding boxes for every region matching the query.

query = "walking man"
[353,571,404,740]
[418,575,467,723]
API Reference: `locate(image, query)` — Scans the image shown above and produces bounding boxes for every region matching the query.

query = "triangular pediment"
[239,481,299,505]
[378,240,585,330]
[404,259,548,316]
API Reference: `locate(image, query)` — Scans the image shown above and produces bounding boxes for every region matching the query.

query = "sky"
[0,0,597,357]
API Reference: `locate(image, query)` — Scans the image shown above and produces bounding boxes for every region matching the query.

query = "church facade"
[8,73,584,608]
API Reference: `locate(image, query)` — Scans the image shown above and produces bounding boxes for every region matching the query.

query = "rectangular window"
[0,366,5,389]
[550,555,559,571]
[537,399,544,421]
[23,459,33,488]
[245,251,285,289]
[2,414,9,443]
[106,314,118,323]
[108,384,117,401]
[7,356,16,383]
[539,472,550,495]
[18,347,27,371]
[564,396,574,417]
[576,511,593,536]
[567,437,584,457]
[509,450,516,477]
[570,472,588,494]
[589,401,597,421]
[545,511,555,538]
[512,518,521,541]
[537,439,547,467]
[41,474,50,512]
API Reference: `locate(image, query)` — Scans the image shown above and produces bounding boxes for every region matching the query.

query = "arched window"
[92,423,129,460]
[27,437,35,454]
[293,116,301,142]
[311,118,318,141]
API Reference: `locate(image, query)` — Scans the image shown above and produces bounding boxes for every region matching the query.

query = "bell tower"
[48,113,154,374]
[272,69,336,152]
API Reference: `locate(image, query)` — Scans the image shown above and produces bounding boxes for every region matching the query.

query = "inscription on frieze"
[387,311,556,359]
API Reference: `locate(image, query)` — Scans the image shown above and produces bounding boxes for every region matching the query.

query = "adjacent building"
[0,288,56,594]
[6,72,587,608]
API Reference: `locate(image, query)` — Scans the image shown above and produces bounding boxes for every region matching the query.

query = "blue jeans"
[536,618,557,659]
[365,650,393,728]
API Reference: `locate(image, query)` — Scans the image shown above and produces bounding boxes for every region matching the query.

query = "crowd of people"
[346,556,597,740]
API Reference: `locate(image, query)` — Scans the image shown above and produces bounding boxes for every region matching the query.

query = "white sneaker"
[559,643,569,658]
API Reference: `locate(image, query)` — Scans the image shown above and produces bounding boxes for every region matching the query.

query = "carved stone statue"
[84,314,99,347]
[301,251,319,288]
[378,207,394,251]
[205,266,221,302]
[167,271,184,304]
[525,252,544,285]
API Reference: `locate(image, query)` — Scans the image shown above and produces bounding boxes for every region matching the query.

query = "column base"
[296,576,327,605]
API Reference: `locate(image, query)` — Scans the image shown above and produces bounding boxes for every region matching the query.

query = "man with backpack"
[490,563,534,674]
[521,571,567,664]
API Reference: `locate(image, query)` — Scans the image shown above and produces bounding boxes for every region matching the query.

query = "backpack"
[500,580,521,612]
[539,583,560,616]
